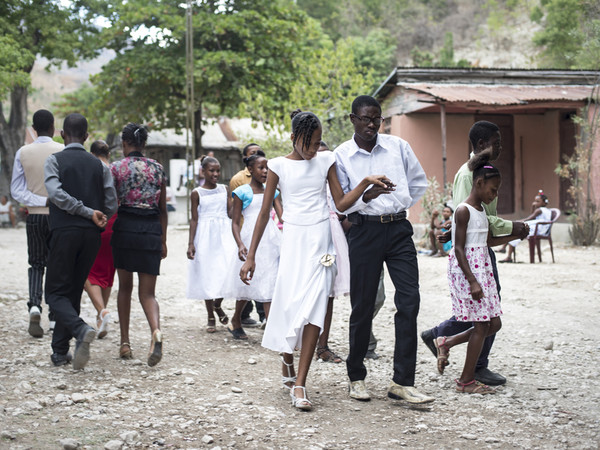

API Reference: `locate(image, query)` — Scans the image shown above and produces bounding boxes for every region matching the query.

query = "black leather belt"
[348,211,407,224]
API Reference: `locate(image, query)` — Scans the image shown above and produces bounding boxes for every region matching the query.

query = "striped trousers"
[26,214,50,313]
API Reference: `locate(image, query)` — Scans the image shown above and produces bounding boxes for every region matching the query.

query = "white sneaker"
[28,306,44,338]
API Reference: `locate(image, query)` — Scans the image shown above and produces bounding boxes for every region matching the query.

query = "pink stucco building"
[374,68,600,224]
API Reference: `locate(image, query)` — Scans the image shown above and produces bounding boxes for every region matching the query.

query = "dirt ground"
[0,226,599,449]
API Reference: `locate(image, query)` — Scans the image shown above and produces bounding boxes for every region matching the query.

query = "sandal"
[434,336,450,374]
[214,306,229,325]
[227,325,248,340]
[206,319,217,333]
[119,342,133,360]
[316,345,343,363]
[455,379,496,395]
[290,386,312,411]
[281,355,296,390]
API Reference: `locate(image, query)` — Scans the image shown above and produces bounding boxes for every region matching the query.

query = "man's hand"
[512,221,530,240]
[363,185,393,203]
[92,210,107,228]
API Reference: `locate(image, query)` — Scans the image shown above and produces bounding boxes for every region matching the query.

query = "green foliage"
[533,0,600,69]
[86,0,324,137]
[53,83,117,144]
[439,32,455,67]
[0,0,101,71]
[411,32,472,68]
[530,5,544,22]
[283,39,377,148]
[343,29,397,89]
[420,176,452,224]
[411,48,435,67]
[0,0,104,194]
[0,36,34,98]
[554,84,600,245]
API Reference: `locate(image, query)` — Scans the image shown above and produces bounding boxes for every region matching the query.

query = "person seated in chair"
[500,190,552,263]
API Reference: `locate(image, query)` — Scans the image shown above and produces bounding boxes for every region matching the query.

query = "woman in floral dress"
[110,123,167,366]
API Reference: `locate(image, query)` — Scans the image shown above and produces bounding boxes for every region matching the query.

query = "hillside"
[28,5,541,116]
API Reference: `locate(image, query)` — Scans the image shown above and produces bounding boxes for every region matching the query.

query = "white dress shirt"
[334,133,427,215]
[10,136,54,207]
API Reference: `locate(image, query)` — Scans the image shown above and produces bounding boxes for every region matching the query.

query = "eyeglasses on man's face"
[350,114,385,127]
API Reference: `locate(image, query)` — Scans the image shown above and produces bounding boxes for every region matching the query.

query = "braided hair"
[122,123,148,148]
[243,150,266,168]
[537,189,549,205]
[468,150,501,182]
[290,109,321,152]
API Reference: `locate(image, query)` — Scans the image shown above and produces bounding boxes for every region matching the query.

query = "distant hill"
[29,49,114,116]
[29,6,541,116]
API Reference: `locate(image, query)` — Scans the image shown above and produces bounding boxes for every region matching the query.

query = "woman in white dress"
[240,110,393,410]
[227,154,283,340]
[187,156,236,332]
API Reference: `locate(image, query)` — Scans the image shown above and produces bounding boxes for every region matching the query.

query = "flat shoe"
[348,379,371,401]
[388,382,435,404]
[316,346,343,363]
[420,328,438,358]
[475,367,506,386]
[434,336,450,374]
[227,325,248,340]
[73,327,96,370]
[455,379,496,394]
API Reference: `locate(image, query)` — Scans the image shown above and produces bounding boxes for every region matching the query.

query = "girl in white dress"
[500,190,553,262]
[187,156,236,332]
[227,154,283,340]
[434,153,516,394]
[240,110,392,410]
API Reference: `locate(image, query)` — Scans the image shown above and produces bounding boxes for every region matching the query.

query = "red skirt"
[87,214,117,288]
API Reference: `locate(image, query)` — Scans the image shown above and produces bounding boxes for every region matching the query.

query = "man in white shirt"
[335,95,433,404]
[10,109,63,338]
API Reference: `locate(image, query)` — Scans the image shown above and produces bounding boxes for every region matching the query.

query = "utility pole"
[185,0,195,223]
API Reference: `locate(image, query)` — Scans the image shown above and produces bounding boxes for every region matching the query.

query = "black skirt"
[111,207,163,275]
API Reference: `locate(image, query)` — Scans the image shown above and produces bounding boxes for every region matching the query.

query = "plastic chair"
[528,208,561,263]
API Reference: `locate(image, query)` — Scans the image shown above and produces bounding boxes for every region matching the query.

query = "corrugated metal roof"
[401,83,595,105]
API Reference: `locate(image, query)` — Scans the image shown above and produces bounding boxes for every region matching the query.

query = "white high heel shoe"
[290,385,312,411]
[281,356,296,390]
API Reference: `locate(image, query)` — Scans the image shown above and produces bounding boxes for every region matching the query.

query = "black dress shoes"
[475,367,506,386]
[51,352,73,367]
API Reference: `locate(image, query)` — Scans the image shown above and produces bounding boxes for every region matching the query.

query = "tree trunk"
[0,86,28,198]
